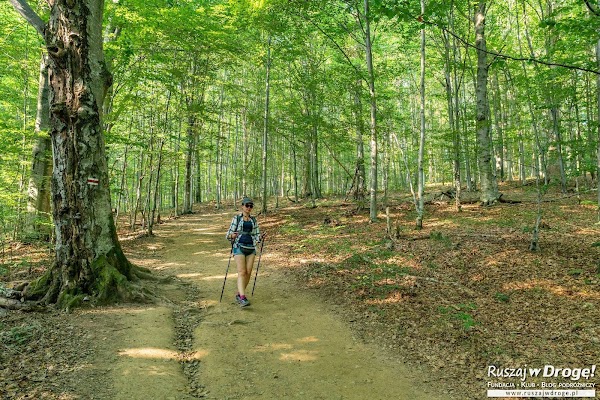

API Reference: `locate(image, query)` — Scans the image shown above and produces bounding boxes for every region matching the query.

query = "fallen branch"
[0,296,44,311]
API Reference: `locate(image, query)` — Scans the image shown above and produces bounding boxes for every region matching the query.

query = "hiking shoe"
[235,293,241,303]
[238,295,250,307]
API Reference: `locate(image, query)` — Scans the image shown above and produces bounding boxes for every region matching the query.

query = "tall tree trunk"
[242,107,249,196]
[262,35,272,214]
[550,108,568,193]
[596,15,600,220]
[115,117,132,227]
[11,0,135,307]
[442,27,462,212]
[183,112,195,214]
[310,108,321,200]
[353,80,366,204]
[149,140,164,236]
[364,0,378,222]
[131,154,144,231]
[492,71,505,181]
[416,0,426,229]
[216,87,225,209]
[26,54,52,239]
[474,1,499,205]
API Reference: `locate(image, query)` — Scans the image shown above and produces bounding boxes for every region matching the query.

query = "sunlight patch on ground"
[575,227,600,236]
[118,347,210,361]
[299,258,327,264]
[252,343,294,352]
[198,212,231,217]
[79,307,156,316]
[296,336,319,343]
[198,299,218,308]
[155,262,186,268]
[191,228,221,233]
[503,279,600,299]
[365,292,407,305]
[279,350,319,362]
[186,349,210,360]
[470,273,485,282]
[118,347,179,360]
[177,273,238,280]
[189,239,218,245]
[193,250,222,255]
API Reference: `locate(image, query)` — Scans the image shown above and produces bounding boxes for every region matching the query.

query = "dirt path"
[75,211,448,399]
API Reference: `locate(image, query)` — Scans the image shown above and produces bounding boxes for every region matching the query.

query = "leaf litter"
[1,184,599,399]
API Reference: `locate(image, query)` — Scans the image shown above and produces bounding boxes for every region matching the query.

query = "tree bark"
[11,0,136,308]
[352,80,366,204]
[474,1,500,205]
[364,0,378,222]
[262,35,272,214]
[26,54,52,239]
[183,112,195,214]
[597,10,600,220]
[416,0,426,229]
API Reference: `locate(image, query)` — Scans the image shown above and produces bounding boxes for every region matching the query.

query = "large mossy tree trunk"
[11,0,138,308]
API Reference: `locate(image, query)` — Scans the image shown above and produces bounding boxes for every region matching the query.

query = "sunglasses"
[244,204,254,208]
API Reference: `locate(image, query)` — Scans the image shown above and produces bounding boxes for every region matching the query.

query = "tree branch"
[322,140,353,178]
[583,0,600,16]
[424,17,600,75]
[8,0,45,38]
[290,9,367,84]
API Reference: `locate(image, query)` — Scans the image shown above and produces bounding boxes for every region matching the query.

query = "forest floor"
[1,182,600,399]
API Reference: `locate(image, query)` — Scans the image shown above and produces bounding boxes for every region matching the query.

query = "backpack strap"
[236,214,256,231]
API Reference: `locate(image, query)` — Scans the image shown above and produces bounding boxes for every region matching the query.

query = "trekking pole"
[251,235,266,296]
[219,241,234,302]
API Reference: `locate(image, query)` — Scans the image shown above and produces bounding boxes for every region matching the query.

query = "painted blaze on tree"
[14,0,137,308]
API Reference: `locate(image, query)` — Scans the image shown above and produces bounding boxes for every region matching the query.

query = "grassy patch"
[0,322,40,347]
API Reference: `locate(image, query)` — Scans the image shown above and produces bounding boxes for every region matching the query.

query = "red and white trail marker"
[87,177,99,186]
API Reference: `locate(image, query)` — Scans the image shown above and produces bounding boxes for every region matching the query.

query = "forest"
[1,0,598,241]
[1,0,600,399]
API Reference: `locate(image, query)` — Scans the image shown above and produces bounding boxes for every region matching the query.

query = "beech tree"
[474,0,500,205]
[9,0,141,308]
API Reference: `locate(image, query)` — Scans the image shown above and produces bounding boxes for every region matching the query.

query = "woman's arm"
[225,216,238,241]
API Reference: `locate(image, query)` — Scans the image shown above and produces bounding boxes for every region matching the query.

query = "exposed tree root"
[0,261,161,311]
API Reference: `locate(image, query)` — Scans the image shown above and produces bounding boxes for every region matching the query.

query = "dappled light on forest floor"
[80,306,154,315]
[261,189,600,399]
[177,272,238,280]
[153,262,186,269]
[279,350,320,362]
[297,336,319,343]
[252,343,294,352]
[250,338,323,362]
[191,228,222,234]
[118,347,180,360]
[3,190,599,399]
[503,279,600,299]
[364,292,408,305]
[118,347,209,361]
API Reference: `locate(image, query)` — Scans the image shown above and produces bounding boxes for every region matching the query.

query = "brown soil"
[0,209,447,400]
[3,184,599,400]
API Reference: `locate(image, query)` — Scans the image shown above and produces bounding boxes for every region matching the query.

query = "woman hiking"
[225,197,262,307]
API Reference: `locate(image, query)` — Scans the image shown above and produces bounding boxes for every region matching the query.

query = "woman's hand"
[230,232,238,240]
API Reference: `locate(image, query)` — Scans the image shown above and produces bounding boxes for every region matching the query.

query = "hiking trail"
[72,211,447,400]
